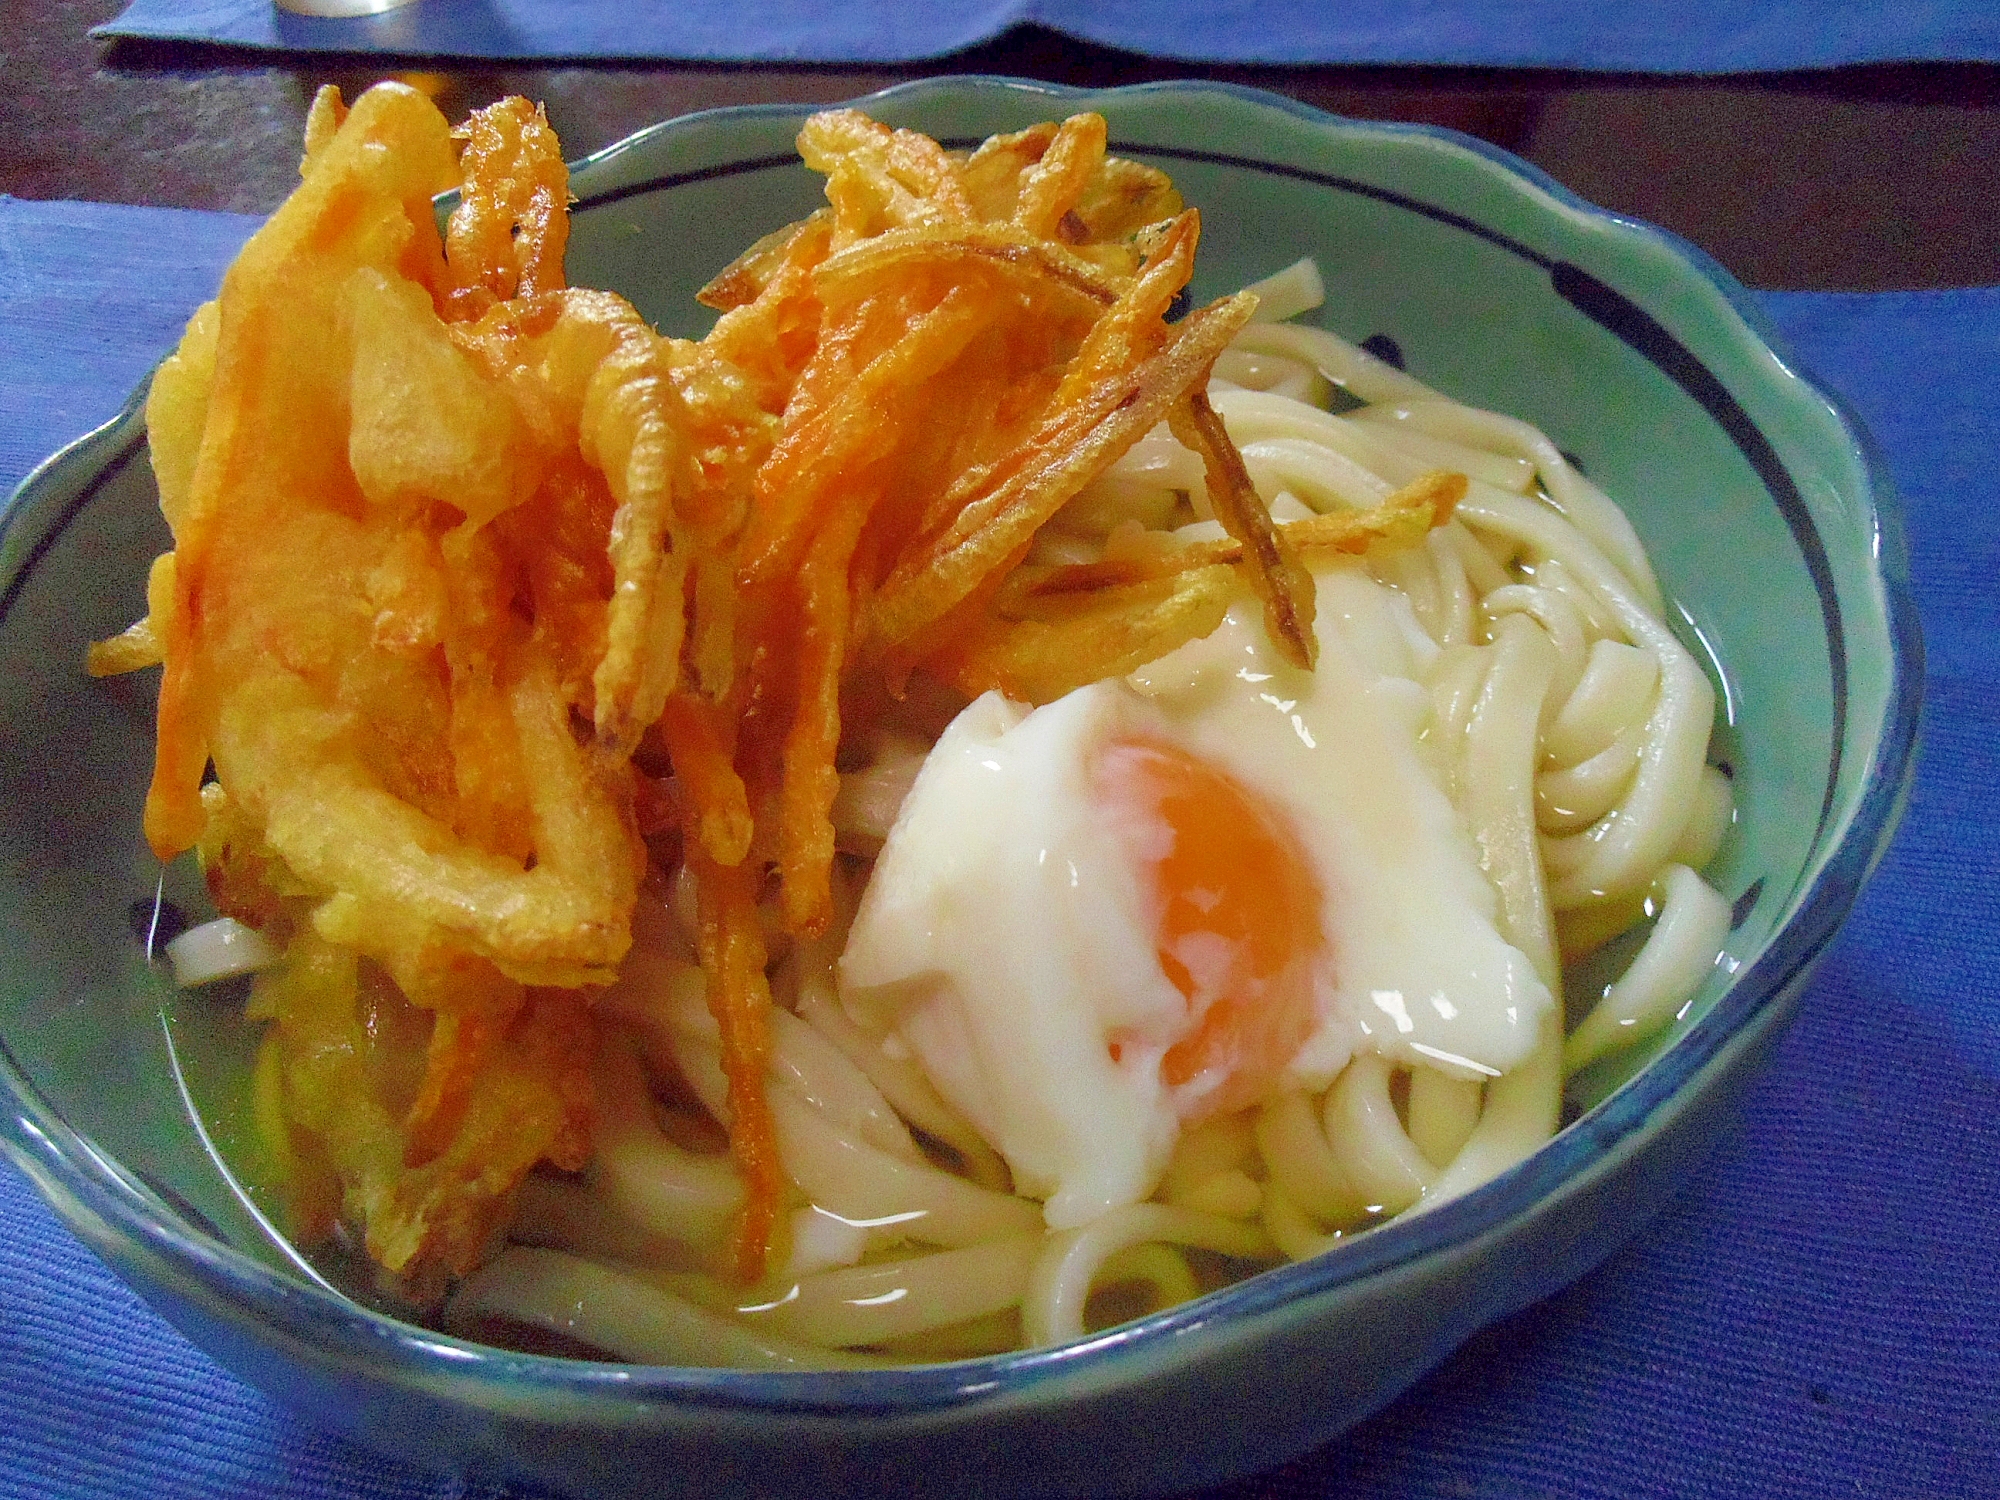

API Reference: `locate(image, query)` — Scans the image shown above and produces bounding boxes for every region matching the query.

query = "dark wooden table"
[6,0,2000,293]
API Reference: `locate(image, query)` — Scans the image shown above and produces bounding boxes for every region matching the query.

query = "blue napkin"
[92,0,2000,72]
[3,195,1996,1499]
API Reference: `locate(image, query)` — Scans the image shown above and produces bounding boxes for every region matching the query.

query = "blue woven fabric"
[1,197,1995,1498]
[92,0,2000,71]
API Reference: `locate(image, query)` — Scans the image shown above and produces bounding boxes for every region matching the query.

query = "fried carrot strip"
[1013,113,1109,239]
[932,564,1239,706]
[383,985,596,1278]
[685,844,784,1281]
[401,980,516,1168]
[810,226,1121,320]
[800,110,974,239]
[698,212,828,313]
[657,692,754,868]
[1290,469,1466,551]
[1170,386,1319,670]
[959,121,1061,221]
[869,291,1256,652]
[1004,469,1468,603]
[738,281,994,586]
[1050,210,1198,405]
[777,495,873,937]
[885,127,976,221]
[698,213,834,412]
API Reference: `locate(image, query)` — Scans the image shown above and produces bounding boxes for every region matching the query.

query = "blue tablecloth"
[93,0,2000,72]
[2,193,1996,1499]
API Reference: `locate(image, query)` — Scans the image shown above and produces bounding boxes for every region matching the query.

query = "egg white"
[838,559,1553,1227]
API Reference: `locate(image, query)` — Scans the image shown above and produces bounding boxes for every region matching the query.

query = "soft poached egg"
[838,558,1552,1228]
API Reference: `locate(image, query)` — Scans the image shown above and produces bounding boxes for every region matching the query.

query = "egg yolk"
[1095,739,1327,1118]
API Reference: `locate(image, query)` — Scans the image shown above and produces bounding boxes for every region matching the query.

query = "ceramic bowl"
[0,76,1920,1499]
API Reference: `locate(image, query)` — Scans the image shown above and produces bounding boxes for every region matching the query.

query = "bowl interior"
[0,79,1910,1350]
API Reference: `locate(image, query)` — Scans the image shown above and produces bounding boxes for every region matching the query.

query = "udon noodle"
[438,269,1733,1365]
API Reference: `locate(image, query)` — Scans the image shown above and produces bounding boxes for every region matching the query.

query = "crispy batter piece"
[445,96,571,319]
[101,93,1383,1292]
[249,929,593,1288]
[113,86,665,1291]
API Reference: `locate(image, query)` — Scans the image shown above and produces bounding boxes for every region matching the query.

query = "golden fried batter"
[106,86,1414,1294]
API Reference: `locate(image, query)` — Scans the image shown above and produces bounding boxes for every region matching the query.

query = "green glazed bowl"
[0,77,1920,1499]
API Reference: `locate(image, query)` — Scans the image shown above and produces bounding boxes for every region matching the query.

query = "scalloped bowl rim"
[0,74,1923,1423]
